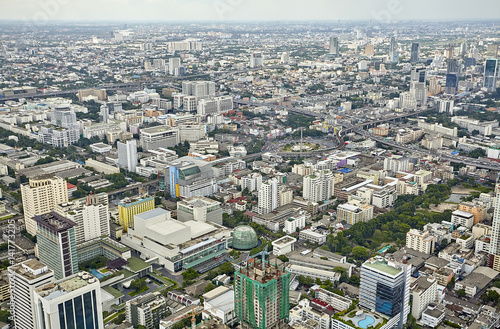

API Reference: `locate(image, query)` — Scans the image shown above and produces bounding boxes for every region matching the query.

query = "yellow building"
[118,196,155,231]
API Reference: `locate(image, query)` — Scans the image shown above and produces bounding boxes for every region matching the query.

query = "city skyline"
[0,0,500,22]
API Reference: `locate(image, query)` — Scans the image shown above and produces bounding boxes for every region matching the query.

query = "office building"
[118,195,155,231]
[329,36,339,56]
[389,36,398,63]
[117,139,138,172]
[178,123,207,143]
[360,257,411,328]
[303,170,335,203]
[21,174,68,236]
[234,258,290,329]
[241,173,263,192]
[406,229,436,255]
[411,67,426,82]
[197,96,233,115]
[55,193,110,245]
[140,126,179,151]
[445,74,458,95]
[50,105,80,145]
[250,52,264,68]
[33,272,104,329]
[410,81,428,106]
[258,178,279,214]
[8,259,55,329]
[177,196,223,225]
[410,43,420,63]
[484,59,498,92]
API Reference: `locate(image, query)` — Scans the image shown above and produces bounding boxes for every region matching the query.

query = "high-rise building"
[33,271,104,329]
[168,57,181,75]
[21,175,68,236]
[234,258,290,329]
[177,196,222,225]
[329,36,339,56]
[258,178,279,214]
[8,259,55,329]
[488,182,500,270]
[182,81,216,98]
[360,257,411,328]
[438,99,454,114]
[241,173,263,192]
[100,104,109,123]
[51,105,80,144]
[484,58,498,92]
[389,37,398,63]
[410,43,420,63]
[280,52,290,64]
[445,74,458,95]
[55,193,110,245]
[410,67,426,82]
[36,211,79,280]
[117,139,138,172]
[303,170,335,203]
[118,195,155,231]
[250,52,264,68]
[126,292,168,329]
[410,81,428,106]
[140,126,180,151]
[406,229,436,254]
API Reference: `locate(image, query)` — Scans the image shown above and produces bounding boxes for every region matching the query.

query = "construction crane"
[169,298,243,329]
[245,245,269,270]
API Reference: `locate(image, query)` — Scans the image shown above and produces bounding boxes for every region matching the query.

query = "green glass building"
[231,226,259,250]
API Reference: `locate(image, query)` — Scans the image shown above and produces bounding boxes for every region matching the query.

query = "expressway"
[0,65,287,103]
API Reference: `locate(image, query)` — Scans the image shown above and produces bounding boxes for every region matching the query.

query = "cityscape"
[0,3,500,329]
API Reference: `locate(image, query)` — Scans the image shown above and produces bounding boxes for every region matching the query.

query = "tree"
[130,278,147,293]
[277,255,289,263]
[351,246,369,262]
[456,289,466,297]
[348,275,360,286]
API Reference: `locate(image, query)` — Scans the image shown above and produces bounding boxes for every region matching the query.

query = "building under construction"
[234,258,291,329]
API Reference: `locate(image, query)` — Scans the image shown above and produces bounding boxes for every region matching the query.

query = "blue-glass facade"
[55,292,100,329]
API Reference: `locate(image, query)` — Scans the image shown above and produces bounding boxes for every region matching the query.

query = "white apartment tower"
[55,193,110,245]
[21,175,68,236]
[303,170,335,203]
[257,178,279,214]
[118,139,138,172]
[241,173,263,192]
[8,260,55,329]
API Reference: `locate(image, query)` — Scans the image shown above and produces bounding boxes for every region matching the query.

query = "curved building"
[232,226,259,250]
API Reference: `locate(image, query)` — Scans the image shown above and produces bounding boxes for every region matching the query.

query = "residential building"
[384,156,410,174]
[117,139,138,172]
[258,178,279,214]
[234,259,290,329]
[315,288,352,312]
[303,170,335,203]
[35,212,79,280]
[55,193,110,245]
[118,195,155,231]
[177,196,222,225]
[126,292,168,329]
[360,257,411,328]
[21,174,68,236]
[8,260,55,329]
[33,272,104,329]
[249,52,264,68]
[410,276,437,319]
[406,229,436,255]
[337,203,374,225]
[283,212,306,234]
[459,202,485,225]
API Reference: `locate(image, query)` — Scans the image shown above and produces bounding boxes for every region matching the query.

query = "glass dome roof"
[232,225,259,250]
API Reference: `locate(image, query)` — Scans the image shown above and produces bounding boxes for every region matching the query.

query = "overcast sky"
[0,0,499,22]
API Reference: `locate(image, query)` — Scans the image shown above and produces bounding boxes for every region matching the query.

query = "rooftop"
[36,272,97,300]
[363,258,402,277]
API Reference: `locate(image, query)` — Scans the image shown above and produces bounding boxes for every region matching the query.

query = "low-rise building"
[272,236,296,256]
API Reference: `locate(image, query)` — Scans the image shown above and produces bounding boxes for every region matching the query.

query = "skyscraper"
[36,211,79,280]
[117,139,138,172]
[21,174,68,236]
[389,37,398,63]
[484,58,499,93]
[55,192,110,245]
[168,57,181,75]
[257,178,279,214]
[329,36,339,57]
[488,182,500,270]
[302,170,335,203]
[100,104,109,123]
[410,67,426,82]
[410,81,428,107]
[33,271,105,329]
[250,52,264,68]
[8,259,55,329]
[360,257,411,328]
[234,258,290,329]
[410,43,420,63]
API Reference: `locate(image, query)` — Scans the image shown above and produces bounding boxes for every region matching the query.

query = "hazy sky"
[1,0,499,22]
